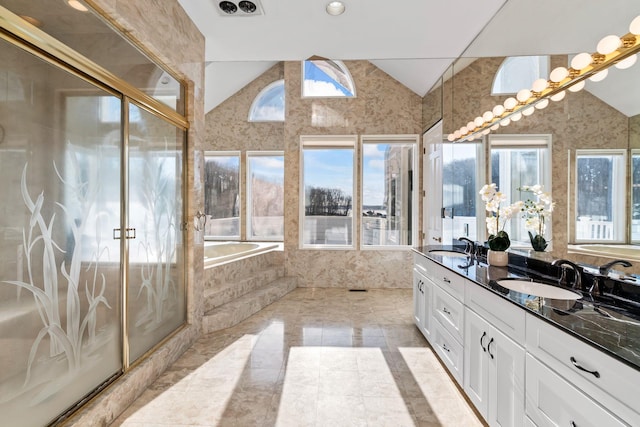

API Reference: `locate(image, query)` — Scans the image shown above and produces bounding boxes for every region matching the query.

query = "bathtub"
[204,241,280,267]
[568,244,640,262]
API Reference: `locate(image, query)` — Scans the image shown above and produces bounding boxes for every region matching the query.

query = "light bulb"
[522,106,535,116]
[460,126,468,135]
[535,99,549,110]
[490,123,500,131]
[467,121,476,130]
[500,118,511,127]
[516,89,532,102]
[454,130,461,139]
[615,54,637,70]
[631,15,640,35]
[481,129,491,136]
[511,112,522,122]
[571,53,593,70]
[67,0,88,11]
[551,91,566,102]
[504,97,518,110]
[589,69,609,82]
[568,80,586,92]
[447,133,455,142]
[532,78,548,93]
[492,105,505,116]
[474,117,484,127]
[550,67,569,83]
[597,35,622,55]
[483,111,494,122]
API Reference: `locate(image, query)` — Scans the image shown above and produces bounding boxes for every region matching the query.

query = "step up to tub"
[202,276,297,333]
[203,265,284,313]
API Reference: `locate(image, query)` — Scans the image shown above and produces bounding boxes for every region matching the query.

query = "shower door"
[0,39,123,426]
[126,102,186,364]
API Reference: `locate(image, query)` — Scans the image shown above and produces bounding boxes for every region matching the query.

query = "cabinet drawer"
[429,259,465,301]
[432,284,464,343]
[526,354,626,427]
[414,253,431,276]
[432,321,464,386]
[466,282,525,343]
[526,314,640,425]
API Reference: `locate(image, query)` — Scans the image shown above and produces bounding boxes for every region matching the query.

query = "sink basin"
[429,250,469,258]
[496,279,582,300]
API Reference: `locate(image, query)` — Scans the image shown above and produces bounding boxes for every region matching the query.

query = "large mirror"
[432,0,640,272]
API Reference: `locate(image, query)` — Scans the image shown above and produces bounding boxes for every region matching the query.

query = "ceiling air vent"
[216,0,264,16]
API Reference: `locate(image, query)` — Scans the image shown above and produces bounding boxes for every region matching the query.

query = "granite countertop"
[413,246,640,371]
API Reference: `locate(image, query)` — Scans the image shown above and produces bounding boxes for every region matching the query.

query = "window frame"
[247,79,285,122]
[203,150,242,241]
[301,60,357,99]
[487,134,552,248]
[246,150,285,242]
[574,148,627,244]
[299,135,357,249]
[491,55,550,96]
[359,134,419,250]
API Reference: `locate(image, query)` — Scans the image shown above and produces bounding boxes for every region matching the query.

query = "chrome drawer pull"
[487,337,494,359]
[442,343,450,353]
[442,277,451,283]
[570,421,577,427]
[443,307,451,315]
[570,357,600,378]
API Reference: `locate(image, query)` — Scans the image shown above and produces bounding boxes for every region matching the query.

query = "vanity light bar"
[448,15,640,143]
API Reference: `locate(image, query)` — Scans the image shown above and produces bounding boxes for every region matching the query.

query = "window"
[248,80,285,122]
[247,151,284,240]
[300,136,356,247]
[489,135,551,245]
[632,150,640,242]
[575,149,626,242]
[302,60,356,98]
[361,136,418,247]
[492,56,550,95]
[204,152,240,239]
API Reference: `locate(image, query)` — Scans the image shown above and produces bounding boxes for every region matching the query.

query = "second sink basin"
[429,250,469,258]
[496,279,582,300]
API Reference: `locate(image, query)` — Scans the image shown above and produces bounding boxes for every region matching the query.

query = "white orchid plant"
[519,184,554,251]
[479,183,523,251]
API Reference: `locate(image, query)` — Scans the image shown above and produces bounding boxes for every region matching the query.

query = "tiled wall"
[205,60,422,288]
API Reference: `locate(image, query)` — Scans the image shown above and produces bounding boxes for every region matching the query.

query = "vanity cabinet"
[526,314,640,426]
[464,308,525,427]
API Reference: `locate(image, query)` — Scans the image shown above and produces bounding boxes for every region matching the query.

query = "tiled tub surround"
[414,246,640,425]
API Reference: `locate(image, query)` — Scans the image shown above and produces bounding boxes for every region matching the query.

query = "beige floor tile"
[111,288,483,427]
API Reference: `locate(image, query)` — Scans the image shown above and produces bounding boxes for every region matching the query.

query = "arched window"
[248,79,285,122]
[302,60,356,97]
[492,56,550,95]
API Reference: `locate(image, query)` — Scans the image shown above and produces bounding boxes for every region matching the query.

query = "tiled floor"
[112,288,483,427]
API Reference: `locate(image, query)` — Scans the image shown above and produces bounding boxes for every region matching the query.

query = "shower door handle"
[113,228,121,240]
[125,228,136,239]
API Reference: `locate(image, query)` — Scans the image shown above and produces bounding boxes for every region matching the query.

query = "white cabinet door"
[488,324,525,427]
[413,269,432,342]
[464,309,491,419]
[413,270,425,331]
[465,308,525,427]
[526,354,627,427]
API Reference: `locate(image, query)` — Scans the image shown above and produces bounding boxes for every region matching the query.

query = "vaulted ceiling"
[177,0,640,115]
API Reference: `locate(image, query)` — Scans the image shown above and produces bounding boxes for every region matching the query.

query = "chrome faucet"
[598,259,632,276]
[458,237,476,256]
[551,259,583,290]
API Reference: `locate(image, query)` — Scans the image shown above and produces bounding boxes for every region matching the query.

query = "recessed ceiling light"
[326,1,345,16]
[238,1,257,13]
[219,1,238,14]
[66,0,88,12]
